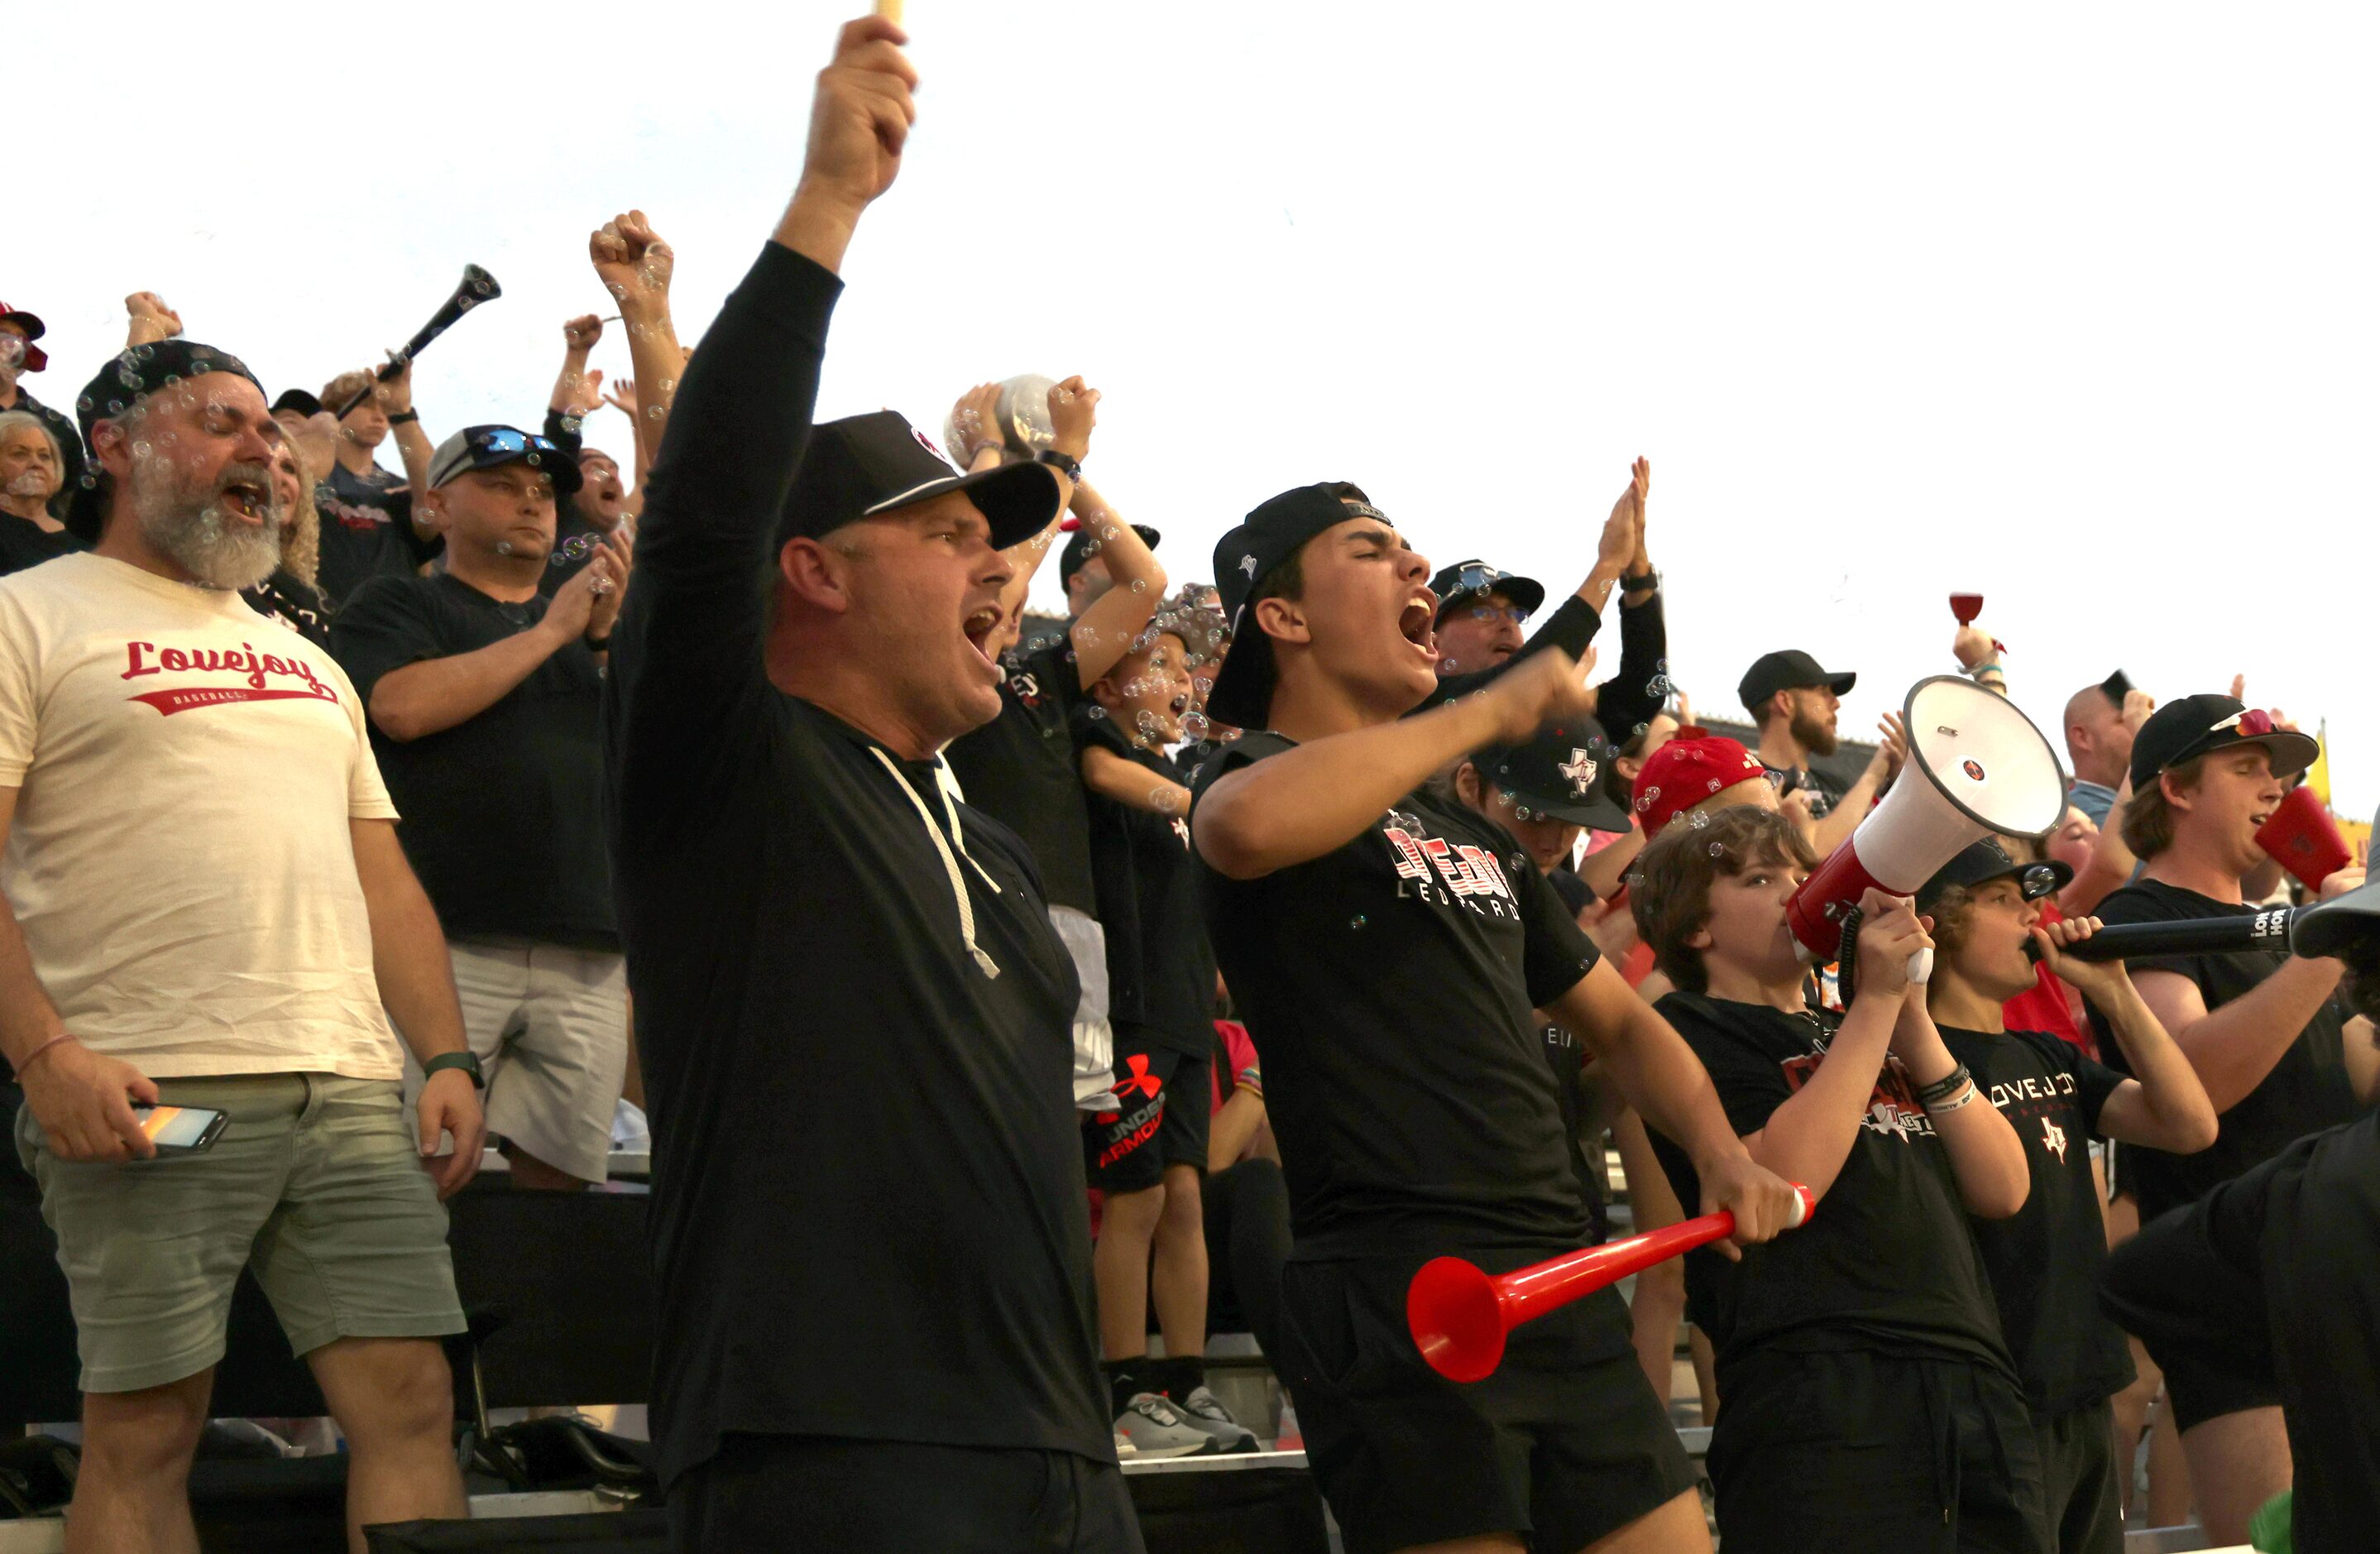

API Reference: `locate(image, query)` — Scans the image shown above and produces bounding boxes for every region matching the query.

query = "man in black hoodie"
[602,17,1133,1551]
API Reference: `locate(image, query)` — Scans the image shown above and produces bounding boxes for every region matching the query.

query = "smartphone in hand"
[132,1105,229,1155]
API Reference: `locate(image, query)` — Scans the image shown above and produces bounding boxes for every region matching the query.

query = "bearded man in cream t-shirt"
[1,342,487,1554]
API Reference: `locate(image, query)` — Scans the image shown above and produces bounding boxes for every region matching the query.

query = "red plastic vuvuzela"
[1408,1185,1815,1383]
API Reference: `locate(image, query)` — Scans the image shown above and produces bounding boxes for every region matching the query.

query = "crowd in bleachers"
[6,12,2380,1554]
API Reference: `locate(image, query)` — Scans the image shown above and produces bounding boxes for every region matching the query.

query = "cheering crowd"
[4,12,2378,1554]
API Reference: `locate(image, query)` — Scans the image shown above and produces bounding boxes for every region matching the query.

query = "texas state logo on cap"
[1633,736,1769,838]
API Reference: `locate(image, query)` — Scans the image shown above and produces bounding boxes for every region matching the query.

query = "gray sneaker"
[1176,1385,1261,1453]
[1114,1392,1219,1460]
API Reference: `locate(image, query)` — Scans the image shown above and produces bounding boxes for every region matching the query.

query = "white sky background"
[16,3,2379,812]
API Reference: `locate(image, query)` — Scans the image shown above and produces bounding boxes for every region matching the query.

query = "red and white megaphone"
[1786,676,2067,983]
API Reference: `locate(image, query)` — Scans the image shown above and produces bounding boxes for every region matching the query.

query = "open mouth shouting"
[1398,592,1440,664]
[214,468,274,527]
[961,602,1004,676]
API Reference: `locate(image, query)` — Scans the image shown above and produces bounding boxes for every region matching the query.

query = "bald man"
[2063,680,2137,826]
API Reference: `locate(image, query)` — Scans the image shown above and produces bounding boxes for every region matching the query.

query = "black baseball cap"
[1916,839,2071,914]
[778,410,1061,551]
[427,425,583,495]
[66,340,264,542]
[1204,482,1382,731]
[1738,649,1856,715]
[2128,694,2320,793]
[1474,717,1631,832]
[1058,521,1161,594]
[1429,559,1544,623]
[271,388,323,419]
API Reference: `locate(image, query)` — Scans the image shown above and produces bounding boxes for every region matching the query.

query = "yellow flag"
[2307,717,2334,809]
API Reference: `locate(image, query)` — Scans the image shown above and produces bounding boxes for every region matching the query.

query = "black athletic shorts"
[1707,1347,2052,1554]
[2035,1398,2122,1554]
[668,1432,1143,1553]
[1084,1041,1211,1194]
[1277,1253,1693,1554]
[2100,1198,2282,1433]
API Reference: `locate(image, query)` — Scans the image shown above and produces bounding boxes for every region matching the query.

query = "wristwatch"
[1036,448,1084,485]
[422,1051,485,1090]
[387,409,419,425]
[1619,567,1660,593]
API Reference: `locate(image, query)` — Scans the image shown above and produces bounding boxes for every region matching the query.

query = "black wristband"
[1036,448,1083,484]
[583,629,612,652]
[387,409,419,425]
[421,1050,484,1090]
[1914,1063,1972,1107]
[1620,568,1659,593]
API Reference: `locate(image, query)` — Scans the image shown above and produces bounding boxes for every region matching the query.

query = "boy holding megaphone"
[1631,805,2047,1553]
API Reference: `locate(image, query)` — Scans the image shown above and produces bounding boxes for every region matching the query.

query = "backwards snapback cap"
[1631,735,1770,839]
[1204,482,1382,731]
[66,340,264,542]
[1916,838,2071,914]
[777,410,1061,551]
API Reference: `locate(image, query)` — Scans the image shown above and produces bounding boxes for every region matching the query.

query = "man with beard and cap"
[0,341,487,1554]
[2078,694,2374,1544]
[1414,458,1667,736]
[1189,479,1802,1554]
[1737,646,1906,852]
[602,17,1136,1550]
[333,426,631,1192]
[0,304,83,523]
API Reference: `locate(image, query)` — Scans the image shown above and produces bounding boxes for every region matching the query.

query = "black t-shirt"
[1650,991,2013,1381]
[0,513,87,576]
[604,242,1109,1486]
[331,573,615,949]
[1763,759,1851,820]
[1938,1025,2136,1414]
[944,636,1098,914]
[241,568,333,651]
[315,463,438,608]
[1075,716,1214,1054]
[1540,865,1607,1235]
[1190,730,1603,1264]
[2086,878,2366,1222]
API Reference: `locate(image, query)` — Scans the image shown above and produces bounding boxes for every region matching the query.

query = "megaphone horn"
[1786,677,2067,985]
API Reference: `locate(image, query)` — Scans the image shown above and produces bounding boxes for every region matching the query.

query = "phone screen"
[136,1106,223,1150]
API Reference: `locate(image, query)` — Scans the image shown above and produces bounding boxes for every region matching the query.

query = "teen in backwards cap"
[1190,482,1800,1554]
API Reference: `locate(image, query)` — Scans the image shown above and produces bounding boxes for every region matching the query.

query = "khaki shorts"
[15,1073,465,1395]
[423,938,629,1184]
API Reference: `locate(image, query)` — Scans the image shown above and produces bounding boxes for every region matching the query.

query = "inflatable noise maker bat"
[329,266,502,420]
[1410,1187,1816,1383]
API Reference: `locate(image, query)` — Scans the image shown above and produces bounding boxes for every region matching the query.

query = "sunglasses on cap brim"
[472,429,561,460]
[1442,564,1532,612]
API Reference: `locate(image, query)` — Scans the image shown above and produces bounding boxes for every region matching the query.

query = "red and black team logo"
[1962,758,1986,782]
[119,640,340,717]
[1780,1048,1935,1141]
[1094,1056,1166,1168]
[1380,818,1519,919]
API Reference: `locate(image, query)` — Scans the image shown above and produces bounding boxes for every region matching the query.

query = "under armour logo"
[1558,748,1597,796]
[2040,1115,2069,1164]
[1112,1054,1162,1100]
[1239,554,1257,577]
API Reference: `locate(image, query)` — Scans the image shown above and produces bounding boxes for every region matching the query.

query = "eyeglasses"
[1464,602,1526,626]
[1446,564,1508,598]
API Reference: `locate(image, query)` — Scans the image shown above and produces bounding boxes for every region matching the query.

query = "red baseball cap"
[0,305,46,372]
[1632,735,1770,838]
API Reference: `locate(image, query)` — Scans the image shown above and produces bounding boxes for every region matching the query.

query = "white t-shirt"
[0,552,405,1079]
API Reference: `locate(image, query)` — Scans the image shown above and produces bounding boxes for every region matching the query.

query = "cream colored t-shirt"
[0,552,405,1079]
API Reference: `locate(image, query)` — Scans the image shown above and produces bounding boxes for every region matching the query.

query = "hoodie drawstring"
[874,748,1002,979]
